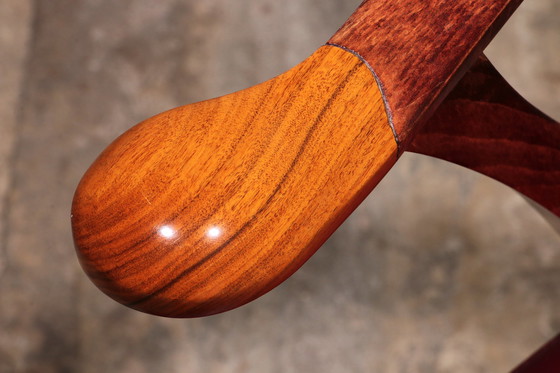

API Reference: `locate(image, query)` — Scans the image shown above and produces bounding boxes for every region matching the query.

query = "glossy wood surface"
[71,0,535,318]
[410,56,560,217]
[71,45,397,317]
[329,0,522,146]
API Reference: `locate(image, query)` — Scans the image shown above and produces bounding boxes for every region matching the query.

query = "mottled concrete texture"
[1,1,559,372]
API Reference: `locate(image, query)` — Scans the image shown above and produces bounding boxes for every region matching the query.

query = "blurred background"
[0,0,559,372]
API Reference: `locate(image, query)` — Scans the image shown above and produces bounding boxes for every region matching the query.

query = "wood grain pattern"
[72,0,558,324]
[71,45,397,317]
[328,0,523,147]
[410,55,560,217]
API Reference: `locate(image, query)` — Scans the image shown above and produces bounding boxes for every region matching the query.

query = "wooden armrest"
[72,0,524,319]
[71,0,560,370]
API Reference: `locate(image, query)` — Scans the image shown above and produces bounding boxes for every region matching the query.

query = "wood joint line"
[325,42,400,153]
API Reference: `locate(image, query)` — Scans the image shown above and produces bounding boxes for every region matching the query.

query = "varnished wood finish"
[72,0,559,327]
[410,56,560,216]
[71,46,397,317]
[329,0,523,146]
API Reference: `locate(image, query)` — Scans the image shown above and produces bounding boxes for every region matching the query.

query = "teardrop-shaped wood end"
[71,45,397,318]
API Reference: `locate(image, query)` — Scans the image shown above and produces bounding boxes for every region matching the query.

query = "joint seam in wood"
[325,42,400,153]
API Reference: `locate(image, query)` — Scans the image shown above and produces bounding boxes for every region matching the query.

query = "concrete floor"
[0,1,559,372]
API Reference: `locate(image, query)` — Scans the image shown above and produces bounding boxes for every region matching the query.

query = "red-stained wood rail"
[411,55,560,217]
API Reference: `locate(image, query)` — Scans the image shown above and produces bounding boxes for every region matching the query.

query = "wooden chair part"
[71,0,560,370]
[411,55,560,217]
[328,0,523,146]
[72,0,525,319]
[72,46,397,317]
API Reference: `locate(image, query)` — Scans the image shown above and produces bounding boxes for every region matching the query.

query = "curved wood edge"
[511,332,560,373]
[408,55,560,218]
[328,0,523,147]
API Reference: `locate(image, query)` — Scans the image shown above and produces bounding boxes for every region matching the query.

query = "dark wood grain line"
[115,55,366,296]
[82,83,283,264]
[78,84,277,250]
[127,61,364,307]
[207,104,400,316]
[78,73,312,277]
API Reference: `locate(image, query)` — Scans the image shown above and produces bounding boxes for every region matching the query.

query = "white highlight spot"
[158,225,176,239]
[207,226,222,239]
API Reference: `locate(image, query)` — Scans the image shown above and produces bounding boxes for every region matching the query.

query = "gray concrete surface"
[0,1,559,372]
